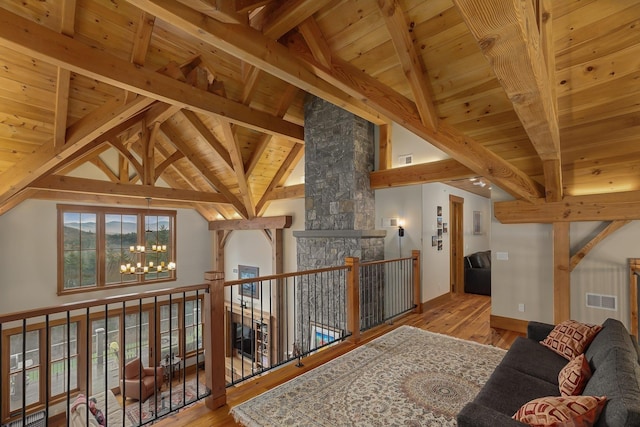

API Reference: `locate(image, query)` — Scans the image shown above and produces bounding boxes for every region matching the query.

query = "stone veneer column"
[294,96,385,348]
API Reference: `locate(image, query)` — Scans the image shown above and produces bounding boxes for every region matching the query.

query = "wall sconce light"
[398,220,405,257]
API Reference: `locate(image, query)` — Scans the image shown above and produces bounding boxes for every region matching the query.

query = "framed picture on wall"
[238,265,260,299]
[310,322,342,348]
[473,211,482,235]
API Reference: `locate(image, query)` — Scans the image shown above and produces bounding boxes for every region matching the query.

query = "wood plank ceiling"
[0,0,638,223]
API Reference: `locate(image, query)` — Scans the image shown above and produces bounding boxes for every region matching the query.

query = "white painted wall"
[389,123,448,166]
[0,199,212,314]
[375,186,422,260]
[221,198,305,307]
[421,183,491,301]
[490,187,640,328]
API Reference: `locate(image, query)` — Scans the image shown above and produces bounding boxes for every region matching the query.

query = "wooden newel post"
[204,271,226,409]
[345,257,360,344]
[412,250,422,314]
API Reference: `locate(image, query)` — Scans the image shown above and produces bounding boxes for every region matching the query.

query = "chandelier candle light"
[120,244,176,275]
[120,197,177,275]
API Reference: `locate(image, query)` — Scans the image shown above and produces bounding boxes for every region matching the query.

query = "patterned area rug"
[231,326,506,426]
[124,381,208,425]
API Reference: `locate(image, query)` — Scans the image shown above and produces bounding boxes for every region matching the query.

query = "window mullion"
[98,212,106,288]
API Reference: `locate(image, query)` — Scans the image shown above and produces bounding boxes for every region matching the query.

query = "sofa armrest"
[457,402,527,426]
[527,321,555,341]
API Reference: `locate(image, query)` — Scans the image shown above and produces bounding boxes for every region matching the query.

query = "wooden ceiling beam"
[28,189,214,214]
[0,8,303,143]
[297,17,332,69]
[89,157,120,183]
[570,220,631,272]
[370,159,475,189]
[453,0,561,201]
[495,191,640,223]
[377,0,438,130]
[160,124,249,218]
[256,142,304,216]
[0,95,155,208]
[155,150,185,181]
[138,139,217,219]
[53,0,76,149]
[54,145,112,177]
[180,110,233,170]
[245,134,272,179]
[31,175,229,204]
[220,120,255,218]
[128,0,385,125]
[108,138,144,179]
[246,84,298,178]
[268,183,304,201]
[128,0,542,201]
[261,0,333,40]
[176,0,247,24]
[241,63,261,104]
[209,215,292,230]
[236,0,274,14]
[131,12,155,67]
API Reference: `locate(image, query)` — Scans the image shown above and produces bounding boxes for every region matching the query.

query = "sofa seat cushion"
[69,390,132,427]
[582,346,640,427]
[513,395,607,427]
[541,320,602,360]
[474,366,560,417]
[501,337,568,385]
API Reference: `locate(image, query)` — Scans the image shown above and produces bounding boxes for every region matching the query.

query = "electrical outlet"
[518,303,525,312]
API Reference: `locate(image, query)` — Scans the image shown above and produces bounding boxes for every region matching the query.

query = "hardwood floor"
[153,293,522,427]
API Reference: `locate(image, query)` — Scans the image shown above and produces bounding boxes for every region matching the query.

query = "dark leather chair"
[121,357,163,401]
[464,250,491,295]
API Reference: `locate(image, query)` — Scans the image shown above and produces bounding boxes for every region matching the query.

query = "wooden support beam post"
[345,257,360,344]
[553,222,570,323]
[271,228,285,364]
[203,271,226,409]
[412,250,422,314]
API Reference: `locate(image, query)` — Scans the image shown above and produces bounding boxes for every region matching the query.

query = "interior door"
[449,195,464,293]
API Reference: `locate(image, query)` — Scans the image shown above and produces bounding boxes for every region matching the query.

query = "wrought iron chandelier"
[120,198,176,275]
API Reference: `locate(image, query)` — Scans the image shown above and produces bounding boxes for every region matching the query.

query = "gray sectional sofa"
[457,318,640,426]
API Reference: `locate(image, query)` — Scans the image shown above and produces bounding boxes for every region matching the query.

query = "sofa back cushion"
[467,251,491,269]
[585,318,636,368]
[582,346,640,427]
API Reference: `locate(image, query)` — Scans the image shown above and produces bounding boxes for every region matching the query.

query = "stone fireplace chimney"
[294,96,385,342]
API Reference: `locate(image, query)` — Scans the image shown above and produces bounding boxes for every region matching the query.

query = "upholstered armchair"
[121,358,164,402]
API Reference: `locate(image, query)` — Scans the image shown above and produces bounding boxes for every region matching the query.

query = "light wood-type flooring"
[152,293,523,426]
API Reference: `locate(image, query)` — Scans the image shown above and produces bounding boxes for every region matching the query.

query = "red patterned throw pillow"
[513,395,607,427]
[540,320,602,360]
[558,354,591,396]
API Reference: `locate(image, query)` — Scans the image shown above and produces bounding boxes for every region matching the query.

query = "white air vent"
[398,154,413,165]
[586,293,617,311]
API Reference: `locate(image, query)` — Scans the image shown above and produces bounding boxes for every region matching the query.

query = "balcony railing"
[0,251,420,425]
[206,251,421,394]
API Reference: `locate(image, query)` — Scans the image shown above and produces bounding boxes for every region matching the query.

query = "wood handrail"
[0,283,210,324]
[222,264,351,286]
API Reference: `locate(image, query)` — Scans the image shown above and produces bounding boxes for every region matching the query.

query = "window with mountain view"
[58,205,176,293]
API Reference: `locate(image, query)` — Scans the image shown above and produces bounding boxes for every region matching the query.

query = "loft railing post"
[345,257,360,344]
[412,250,422,314]
[204,271,226,409]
